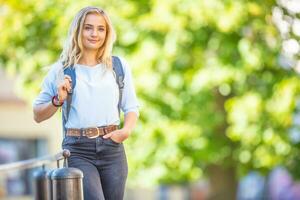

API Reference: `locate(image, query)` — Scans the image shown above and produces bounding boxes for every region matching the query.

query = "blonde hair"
[59,6,116,69]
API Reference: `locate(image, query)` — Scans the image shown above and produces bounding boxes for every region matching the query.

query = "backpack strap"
[112,56,125,118]
[62,65,76,138]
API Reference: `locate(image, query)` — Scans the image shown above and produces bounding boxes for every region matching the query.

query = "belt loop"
[103,127,107,135]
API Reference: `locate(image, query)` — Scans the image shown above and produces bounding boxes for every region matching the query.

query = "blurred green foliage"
[1,0,300,190]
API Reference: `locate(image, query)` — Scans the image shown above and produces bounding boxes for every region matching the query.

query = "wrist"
[51,95,64,107]
[121,127,131,137]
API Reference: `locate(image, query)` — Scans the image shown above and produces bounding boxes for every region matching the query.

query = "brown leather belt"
[66,125,118,138]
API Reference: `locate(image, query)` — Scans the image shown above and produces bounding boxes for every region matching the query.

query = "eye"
[84,27,92,30]
[98,28,105,32]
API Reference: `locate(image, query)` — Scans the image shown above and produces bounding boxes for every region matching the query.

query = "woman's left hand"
[103,128,130,144]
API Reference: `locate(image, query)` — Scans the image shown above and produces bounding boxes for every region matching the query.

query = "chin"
[84,45,101,50]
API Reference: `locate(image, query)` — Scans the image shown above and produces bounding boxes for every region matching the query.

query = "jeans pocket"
[103,138,121,147]
[110,138,121,145]
[62,136,80,146]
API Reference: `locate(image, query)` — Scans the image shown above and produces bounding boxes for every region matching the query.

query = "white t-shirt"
[33,57,139,129]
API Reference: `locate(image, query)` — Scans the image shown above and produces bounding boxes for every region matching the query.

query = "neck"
[78,50,99,66]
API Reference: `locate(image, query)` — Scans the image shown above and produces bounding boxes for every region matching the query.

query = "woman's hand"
[103,112,138,143]
[57,75,72,103]
[103,128,130,144]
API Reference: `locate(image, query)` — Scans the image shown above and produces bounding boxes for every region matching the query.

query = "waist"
[66,125,119,138]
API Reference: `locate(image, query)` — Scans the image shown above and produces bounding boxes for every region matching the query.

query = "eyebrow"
[84,24,105,28]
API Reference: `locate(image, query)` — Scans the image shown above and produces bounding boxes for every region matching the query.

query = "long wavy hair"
[59,6,116,69]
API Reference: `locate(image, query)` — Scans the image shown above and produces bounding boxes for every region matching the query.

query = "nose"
[91,29,98,37]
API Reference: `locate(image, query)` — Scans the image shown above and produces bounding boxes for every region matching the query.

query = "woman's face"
[81,13,107,51]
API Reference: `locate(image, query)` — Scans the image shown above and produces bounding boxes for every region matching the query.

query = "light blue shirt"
[33,57,139,129]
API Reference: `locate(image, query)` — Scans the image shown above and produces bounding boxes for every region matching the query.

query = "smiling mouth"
[88,39,99,43]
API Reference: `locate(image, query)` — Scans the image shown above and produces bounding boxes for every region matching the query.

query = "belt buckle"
[86,127,100,139]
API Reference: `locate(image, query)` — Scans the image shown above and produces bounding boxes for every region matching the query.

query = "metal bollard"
[51,150,84,200]
[33,165,50,200]
[46,169,56,200]
[47,159,61,200]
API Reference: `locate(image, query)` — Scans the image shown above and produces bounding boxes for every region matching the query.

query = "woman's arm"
[33,102,60,123]
[33,74,72,123]
[122,112,138,135]
[103,57,139,143]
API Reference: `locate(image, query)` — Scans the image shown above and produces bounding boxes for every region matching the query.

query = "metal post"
[46,169,56,200]
[33,165,49,200]
[51,150,84,200]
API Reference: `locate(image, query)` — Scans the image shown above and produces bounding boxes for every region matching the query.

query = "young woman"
[33,6,139,200]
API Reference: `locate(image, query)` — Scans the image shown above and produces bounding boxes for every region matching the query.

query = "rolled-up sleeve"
[33,62,61,107]
[119,57,140,117]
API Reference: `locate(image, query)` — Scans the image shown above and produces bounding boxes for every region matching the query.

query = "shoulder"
[51,61,64,73]
[41,61,64,84]
[114,56,130,74]
[43,61,63,75]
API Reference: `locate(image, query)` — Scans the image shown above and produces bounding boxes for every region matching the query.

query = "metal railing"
[0,149,84,200]
[0,149,70,173]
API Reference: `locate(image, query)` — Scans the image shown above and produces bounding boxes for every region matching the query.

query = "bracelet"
[51,95,64,107]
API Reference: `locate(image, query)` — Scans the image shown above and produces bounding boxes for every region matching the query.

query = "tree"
[1,0,300,199]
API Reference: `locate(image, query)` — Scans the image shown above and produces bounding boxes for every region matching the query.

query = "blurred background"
[0,0,300,199]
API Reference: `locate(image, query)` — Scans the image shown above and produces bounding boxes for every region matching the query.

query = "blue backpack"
[62,56,124,136]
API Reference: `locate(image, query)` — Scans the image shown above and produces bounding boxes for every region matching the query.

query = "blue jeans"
[62,136,128,200]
